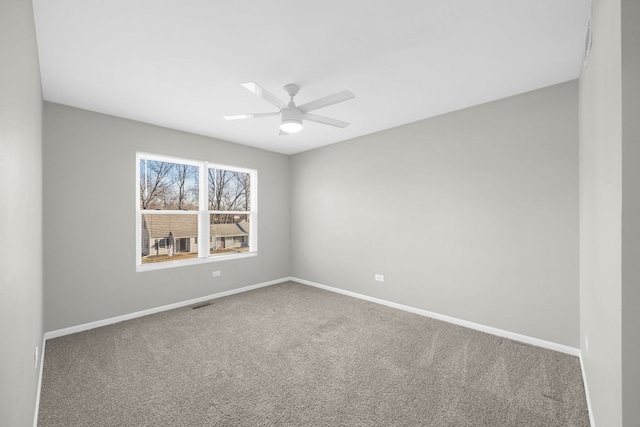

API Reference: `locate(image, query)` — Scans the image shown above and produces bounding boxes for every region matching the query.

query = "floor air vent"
[192,302,212,310]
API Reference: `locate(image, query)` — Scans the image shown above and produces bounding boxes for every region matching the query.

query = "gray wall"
[579,0,626,425]
[621,1,640,424]
[291,81,579,347]
[0,0,44,425]
[43,103,290,331]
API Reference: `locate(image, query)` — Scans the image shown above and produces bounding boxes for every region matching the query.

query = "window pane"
[208,168,250,211]
[209,213,250,256]
[139,158,199,210]
[140,214,198,264]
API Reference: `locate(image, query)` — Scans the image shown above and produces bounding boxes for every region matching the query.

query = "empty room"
[1,0,639,426]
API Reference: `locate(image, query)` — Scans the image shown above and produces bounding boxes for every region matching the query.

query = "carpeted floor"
[38,281,590,426]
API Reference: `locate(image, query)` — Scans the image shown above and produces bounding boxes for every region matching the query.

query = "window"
[136,153,256,271]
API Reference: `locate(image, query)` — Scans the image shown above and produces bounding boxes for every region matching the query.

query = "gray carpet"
[38,281,590,426]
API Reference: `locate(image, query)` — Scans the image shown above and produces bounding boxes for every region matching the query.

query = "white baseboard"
[579,351,596,427]
[44,277,290,340]
[43,276,580,357]
[33,335,45,427]
[290,277,580,357]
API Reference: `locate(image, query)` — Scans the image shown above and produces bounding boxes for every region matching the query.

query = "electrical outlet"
[34,346,38,368]
[585,336,589,353]
[212,271,221,277]
[374,274,384,282]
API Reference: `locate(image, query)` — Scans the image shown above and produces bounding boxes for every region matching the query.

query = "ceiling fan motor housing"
[280,107,303,132]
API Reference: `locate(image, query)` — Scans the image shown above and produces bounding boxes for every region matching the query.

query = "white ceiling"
[33,0,590,155]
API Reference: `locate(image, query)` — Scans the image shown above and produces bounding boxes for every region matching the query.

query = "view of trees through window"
[138,155,254,268]
[139,159,199,210]
[139,159,251,214]
[208,168,250,215]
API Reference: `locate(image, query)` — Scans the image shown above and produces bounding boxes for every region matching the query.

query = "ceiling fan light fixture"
[280,119,302,133]
[280,108,303,133]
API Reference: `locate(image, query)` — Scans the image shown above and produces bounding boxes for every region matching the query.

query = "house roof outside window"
[142,215,248,239]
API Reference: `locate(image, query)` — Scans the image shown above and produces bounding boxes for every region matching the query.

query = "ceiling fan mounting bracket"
[283,84,300,98]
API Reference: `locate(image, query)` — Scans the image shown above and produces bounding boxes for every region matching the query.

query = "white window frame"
[136,152,257,272]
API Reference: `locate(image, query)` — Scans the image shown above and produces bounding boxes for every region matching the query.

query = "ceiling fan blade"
[303,112,350,128]
[241,82,287,110]
[223,112,278,120]
[298,90,355,113]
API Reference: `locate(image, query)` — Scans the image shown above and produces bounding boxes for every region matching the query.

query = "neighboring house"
[141,214,248,257]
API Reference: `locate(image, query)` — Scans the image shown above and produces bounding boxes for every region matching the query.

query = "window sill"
[136,251,257,273]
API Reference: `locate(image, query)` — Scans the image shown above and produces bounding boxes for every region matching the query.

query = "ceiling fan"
[224,82,355,135]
